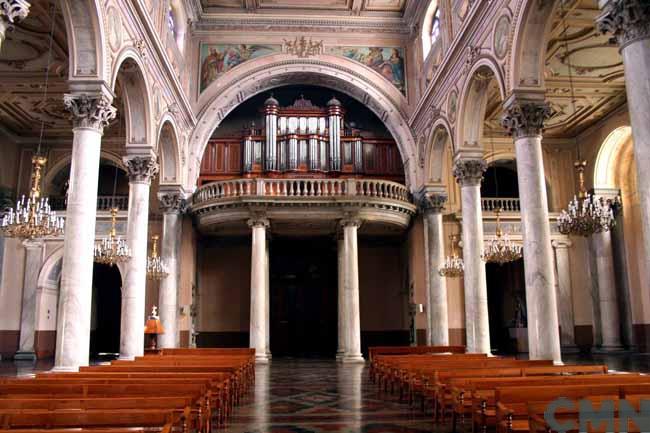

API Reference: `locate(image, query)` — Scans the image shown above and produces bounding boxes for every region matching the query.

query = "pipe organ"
[199,95,404,185]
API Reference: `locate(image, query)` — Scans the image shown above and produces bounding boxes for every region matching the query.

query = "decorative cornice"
[0,0,29,24]
[453,159,487,187]
[63,93,117,132]
[597,0,650,48]
[158,192,186,214]
[501,100,551,139]
[123,156,159,184]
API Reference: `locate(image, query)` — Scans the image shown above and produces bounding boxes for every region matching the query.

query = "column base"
[13,351,37,361]
[255,354,269,364]
[50,365,80,373]
[341,354,365,364]
[336,351,344,362]
[266,352,272,360]
[118,354,135,361]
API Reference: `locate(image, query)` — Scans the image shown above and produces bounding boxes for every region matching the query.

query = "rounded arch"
[60,0,106,80]
[455,59,506,154]
[111,48,154,151]
[43,151,126,196]
[189,55,417,190]
[425,117,454,183]
[38,246,126,290]
[157,115,181,184]
[594,126,633,189]
[508,0,556,91]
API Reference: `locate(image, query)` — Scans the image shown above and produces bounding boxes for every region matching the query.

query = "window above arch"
[430,8,441,46]
[421,1,441,59]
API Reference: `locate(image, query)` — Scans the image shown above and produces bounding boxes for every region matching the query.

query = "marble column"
[15,240,44,360]
[265,238,271,359]
[420,189,450,346]
[120,156,159,360]
[598,2,650,315]
[502,97,562,363]
[55,92,116,371]
[552,240,577,350]
[249,217,269,364]
[336,234,346,361]
[0,1,30,51]
[157,190,185,349]
[341,217,364,363]
[453,159,490,354]
[592,230,624,349]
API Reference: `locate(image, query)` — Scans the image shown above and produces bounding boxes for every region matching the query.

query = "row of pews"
[370,347,650,433]
[0,348,255,433]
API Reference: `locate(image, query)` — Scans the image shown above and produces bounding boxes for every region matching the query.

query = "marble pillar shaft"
[459,184,490,354]
[336,236,346,361]
[342,221,364,363]
[120,181,151,359]
[158,211,182,349]
[250,222,268,363]
[592,230,623,348]
[424,210,449,346]
[265,240,270,357]
[553,243,576,348]
[17,241,44,356]
[55,127,103,370]
[514,135,561,362]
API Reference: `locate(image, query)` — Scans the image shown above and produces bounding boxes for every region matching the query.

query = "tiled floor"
[224,359,435,433]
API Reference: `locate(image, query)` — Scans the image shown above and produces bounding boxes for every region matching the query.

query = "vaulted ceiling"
[199,0,408,17]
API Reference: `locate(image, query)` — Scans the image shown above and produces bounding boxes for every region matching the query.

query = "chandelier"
[94,207,130,266]
[439,234,464,278]
[482,208,523,264]
[1,156,64,239]
[558,161,616,237]
[147,235,169,281]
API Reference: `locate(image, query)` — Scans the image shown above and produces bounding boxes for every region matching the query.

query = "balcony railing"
[49,195,129,211]
[193,178,411,205]
[481,197,521,213]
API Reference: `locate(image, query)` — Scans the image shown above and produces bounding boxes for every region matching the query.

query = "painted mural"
[329,46,406,94]
[199,44,281,93]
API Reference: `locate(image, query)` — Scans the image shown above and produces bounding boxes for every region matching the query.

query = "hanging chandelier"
[558,161,616,237]
[0,5,63,240]
[147,235,169,281]
[1,156,64,239]
[439,234,464,278]
[482,208,523,264]
[94,207,130,266]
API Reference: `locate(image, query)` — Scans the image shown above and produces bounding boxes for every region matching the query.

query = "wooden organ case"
[199,95,405,186]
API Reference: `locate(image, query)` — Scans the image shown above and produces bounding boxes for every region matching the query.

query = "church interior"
[0,0,649,431]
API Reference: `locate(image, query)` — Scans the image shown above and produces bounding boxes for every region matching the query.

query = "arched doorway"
[89,263,122,358]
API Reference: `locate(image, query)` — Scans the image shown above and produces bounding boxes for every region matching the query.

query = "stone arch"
[43,151,125,195]
[456,59,507,154]
[111,48,154,151]
[60,0,106,80]
[157,115,181,184]
[425,117,454,183]
[594,126,633,189]
[508,0,556,91]
[189,55,416,190]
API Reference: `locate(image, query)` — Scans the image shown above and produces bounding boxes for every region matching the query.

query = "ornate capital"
[453,159,487,187]
[597,0,650,48]
[0,0,30,24]
[340,217,362,229]
[247,217,270,229]
[501,101,551,139]
[123,156,159,184]
[158,192,186,214]
[63,93,117,132]
[420,192,448,214]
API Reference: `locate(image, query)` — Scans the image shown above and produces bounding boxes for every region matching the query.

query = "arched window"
[166,5,176,36]
[430,8,441,46]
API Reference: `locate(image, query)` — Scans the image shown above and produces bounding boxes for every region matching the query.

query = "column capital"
[0,0,29,24]
[158,191,187,214]
[501,99,552,139]
[123,155,159,184]
[247,217,270,229]
[453,158,487,187]
[597,0,650,48]
[63,93,117,133]
[21,238,44,250]
[340,216,362,229]
[419,192,448,214]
